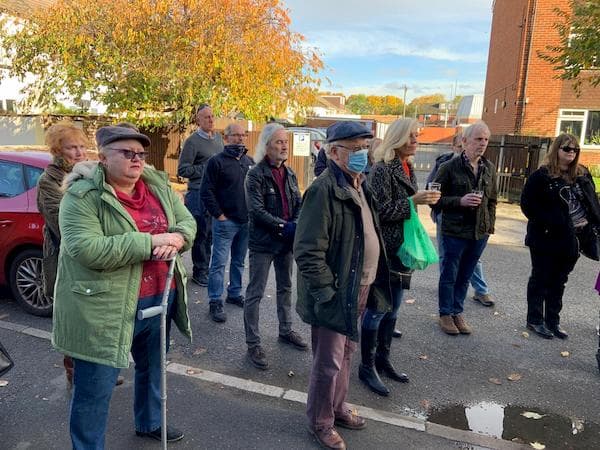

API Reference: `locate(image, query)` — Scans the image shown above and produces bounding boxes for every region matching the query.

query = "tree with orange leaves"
[1,0,322,126]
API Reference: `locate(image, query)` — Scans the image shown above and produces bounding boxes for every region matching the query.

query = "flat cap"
[326,121,373,143]
[96,126,151,148]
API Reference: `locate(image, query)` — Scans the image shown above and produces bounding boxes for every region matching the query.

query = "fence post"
[496,135,505,191]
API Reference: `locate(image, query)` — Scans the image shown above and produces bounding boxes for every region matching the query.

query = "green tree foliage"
[538,0,600,93]
[409,93,447,107]
[346,94,405,115]
[0,0,323,127]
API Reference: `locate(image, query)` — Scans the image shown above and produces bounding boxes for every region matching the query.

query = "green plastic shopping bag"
[396,198,439,270]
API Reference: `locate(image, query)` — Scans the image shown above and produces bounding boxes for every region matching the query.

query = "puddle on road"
[428,402,600,449]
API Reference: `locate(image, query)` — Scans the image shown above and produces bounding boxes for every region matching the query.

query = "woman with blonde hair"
[359,118,440,396]
[521,133,600,339]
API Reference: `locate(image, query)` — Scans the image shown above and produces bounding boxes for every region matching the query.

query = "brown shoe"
[453,314,472,334]
[278,330,308,350]
[439,315,459,335]
[335,409,367,430]
[473,293,495,307]
[310,427,346,450]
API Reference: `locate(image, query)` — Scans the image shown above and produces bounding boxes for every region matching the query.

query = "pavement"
[1,196,599,449]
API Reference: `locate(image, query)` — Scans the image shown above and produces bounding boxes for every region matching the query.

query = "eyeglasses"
[227,133,247,138]
[333,144,369,153]
[110,148,148,161]
[560,146,580,153]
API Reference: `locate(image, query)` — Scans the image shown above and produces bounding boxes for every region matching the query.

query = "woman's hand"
[411,190,442,205]
[151,232,185,251]
[152,245,178,261]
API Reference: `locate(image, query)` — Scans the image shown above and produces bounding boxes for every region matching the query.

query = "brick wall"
[519,0,571,136]
[580,150,600,168]
[560,71,600,109]
[483,0,530,135]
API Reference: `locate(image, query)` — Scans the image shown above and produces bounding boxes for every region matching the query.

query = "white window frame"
[556,109,600,149]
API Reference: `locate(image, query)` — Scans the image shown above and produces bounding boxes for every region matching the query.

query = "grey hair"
[254,123,284,162]
[462,120,490,139]
[224,123,239,136]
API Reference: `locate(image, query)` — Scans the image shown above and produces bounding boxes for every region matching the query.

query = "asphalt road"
[1,193,599,449]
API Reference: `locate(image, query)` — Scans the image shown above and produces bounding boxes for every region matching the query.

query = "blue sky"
[282,0,494,102]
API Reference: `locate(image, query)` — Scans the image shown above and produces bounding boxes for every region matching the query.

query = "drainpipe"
[515,0,537,134]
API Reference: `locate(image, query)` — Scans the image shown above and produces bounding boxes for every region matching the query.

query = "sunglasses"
[559,146,580,153]
[110,148,149,161]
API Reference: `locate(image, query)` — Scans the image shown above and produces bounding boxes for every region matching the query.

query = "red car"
[0,151,52,316]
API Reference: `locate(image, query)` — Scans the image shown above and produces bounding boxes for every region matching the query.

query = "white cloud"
[306,31,487,62]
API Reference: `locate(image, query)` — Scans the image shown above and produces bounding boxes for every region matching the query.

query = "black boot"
[375,318,409,383]
[358,327,389,396]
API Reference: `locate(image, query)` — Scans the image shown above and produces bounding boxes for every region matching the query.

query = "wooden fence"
[140,126,315,192]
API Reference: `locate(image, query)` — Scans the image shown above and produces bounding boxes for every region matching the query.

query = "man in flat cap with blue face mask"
[294,121,392,450]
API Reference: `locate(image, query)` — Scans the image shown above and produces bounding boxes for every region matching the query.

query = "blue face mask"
[347,149,369,173]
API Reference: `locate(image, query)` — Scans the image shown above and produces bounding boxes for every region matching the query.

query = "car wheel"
[9,248,53,317]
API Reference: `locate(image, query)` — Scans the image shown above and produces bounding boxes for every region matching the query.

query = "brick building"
[482,0,600,165]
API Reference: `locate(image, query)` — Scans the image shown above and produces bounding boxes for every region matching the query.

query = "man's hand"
[460,193,483,207]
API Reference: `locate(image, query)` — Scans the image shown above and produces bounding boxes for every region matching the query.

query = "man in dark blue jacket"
[200,123,253,323]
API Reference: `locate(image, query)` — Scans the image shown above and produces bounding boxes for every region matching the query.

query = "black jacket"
[434,153,498,240]
[521,165,600,257]
[200,146,254,224]
[368,158,417,273]
[245,158,302,253]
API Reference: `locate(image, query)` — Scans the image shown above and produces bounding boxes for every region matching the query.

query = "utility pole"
[402,84,407,118]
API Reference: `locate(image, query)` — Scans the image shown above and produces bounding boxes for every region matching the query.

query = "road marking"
[0,320,528,450]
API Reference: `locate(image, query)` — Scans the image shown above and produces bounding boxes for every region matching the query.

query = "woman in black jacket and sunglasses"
[521,133,600,339]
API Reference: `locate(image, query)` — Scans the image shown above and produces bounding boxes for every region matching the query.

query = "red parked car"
[0,151,52,316]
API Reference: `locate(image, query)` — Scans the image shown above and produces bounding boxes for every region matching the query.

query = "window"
[0,161,25,197]
[556,109,600,148]
[584,111,600,145]
[24,164,43,189]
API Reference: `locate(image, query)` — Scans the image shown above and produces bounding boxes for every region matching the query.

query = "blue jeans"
[70,292,175,450]
[435,213,489,295]
[208,219,249,303]
[438,235,489,316]
[362,281,404,331]
[185,189,212,279]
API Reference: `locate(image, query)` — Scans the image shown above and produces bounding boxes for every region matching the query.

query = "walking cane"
[137,256,177,450]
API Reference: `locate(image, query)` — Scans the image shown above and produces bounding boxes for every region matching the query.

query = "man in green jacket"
[294,121,392,450]
[433,120,497,335]
[52,126,196,448]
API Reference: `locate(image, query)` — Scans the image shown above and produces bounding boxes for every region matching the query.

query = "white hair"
[254,123,284,162]
[463,120,490,139]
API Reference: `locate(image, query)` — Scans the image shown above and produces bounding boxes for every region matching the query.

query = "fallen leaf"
[194,300,201,304]
[530,442,546,449]
[0,380,8,387]
[186,369,201,375]
[488,377,502,385]
[405,298,416,304]
[53,364,61,368]
[42,397,48,401]
[512,343,522,348]
[507,373,522,382]
[420,399,431,410]
[192,347,207,356]
[560,351,570,357]
[493,311,500,316]
[521,411,545,420]
[288,371,295,377]
[418,355,428,360]
[522,331,530,338]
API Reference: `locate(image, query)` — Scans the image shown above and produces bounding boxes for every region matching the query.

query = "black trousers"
[526,246,578,327]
